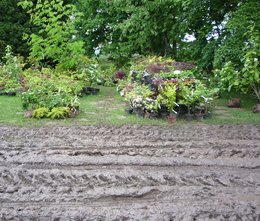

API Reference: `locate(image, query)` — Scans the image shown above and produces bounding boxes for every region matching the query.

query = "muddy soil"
[0,124,260,221]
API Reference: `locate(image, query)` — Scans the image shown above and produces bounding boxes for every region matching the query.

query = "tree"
[214,0,260,69]
[178,0,241,72]
[0,0,31,59]
[18,0,84,69]
[74,0,181,62]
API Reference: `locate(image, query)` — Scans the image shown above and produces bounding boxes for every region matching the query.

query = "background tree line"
[1,0,259,73]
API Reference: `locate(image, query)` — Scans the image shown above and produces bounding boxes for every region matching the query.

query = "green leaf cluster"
[32,106,71,119]
[18,0,84,69]
[47,107,71,119]
[218,26,260,101]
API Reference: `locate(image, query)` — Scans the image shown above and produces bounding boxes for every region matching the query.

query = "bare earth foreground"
[0,124,260,221]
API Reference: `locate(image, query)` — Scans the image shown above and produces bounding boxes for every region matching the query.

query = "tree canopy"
[1,0,258,74]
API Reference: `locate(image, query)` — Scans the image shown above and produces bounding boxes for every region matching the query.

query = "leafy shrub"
[125,84,153,110]
[47,107,71,119]
[74,55,98,84]
[131,56,174,74]
[96,60,118,86]
[0,46,23,94]
[32,107,49,119]
[217,27,259,102]
[21,68,82,110]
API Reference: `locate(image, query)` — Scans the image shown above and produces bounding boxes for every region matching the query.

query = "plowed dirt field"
[0,124,260,220]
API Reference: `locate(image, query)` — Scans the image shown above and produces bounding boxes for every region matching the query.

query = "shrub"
[218,26,259,102]
[47,107,71,119]
[96,60,117,86]
[32,107,49,119]
[0,46,23,94]
[115,71,126,80]
[74,55,98,84]
[21,68,82,110]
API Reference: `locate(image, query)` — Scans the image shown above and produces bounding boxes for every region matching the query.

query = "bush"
[217,27,259,102]
[32,107,49,119]
[0,46,23,94]
[21,68,83,111]
[18,0,84,70]
[47,107,71,119]
[74,55,98,84]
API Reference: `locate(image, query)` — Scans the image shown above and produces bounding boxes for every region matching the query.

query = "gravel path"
[0,124,260,220]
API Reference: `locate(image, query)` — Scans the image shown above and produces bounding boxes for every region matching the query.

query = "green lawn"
[0,86,259,127]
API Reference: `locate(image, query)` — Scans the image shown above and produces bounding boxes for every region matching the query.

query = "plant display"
[21,68,82,118]
[119,57,217,120]
[0,46,23,95]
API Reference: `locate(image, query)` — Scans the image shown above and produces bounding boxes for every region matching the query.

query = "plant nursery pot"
[148,112,159,119]
[194,113,204,120]
[134,108,144,118]
[91,88,100,95]
[185,113,194,121]
[7,92,16,96]
[167,115,177,124]
[252,104,260,113]
[125,108,133,115]
[81,87,91,95]
[160,111,169,119]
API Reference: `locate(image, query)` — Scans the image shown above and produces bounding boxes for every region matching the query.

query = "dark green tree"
[214,0,260,69]
[74,0,182,62]
[178,0,241,72]
[0,0,31,59]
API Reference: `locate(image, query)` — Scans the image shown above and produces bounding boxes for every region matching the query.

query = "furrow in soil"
[0,124,259,220]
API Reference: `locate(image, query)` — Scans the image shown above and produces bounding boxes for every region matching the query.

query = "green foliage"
[97,59,117,86]
[32,107,49,119]
[161,83,177,111]
[21,68,82,110]
[47,107,70,119]
[0,0,31,59]
[75,55,119,86]
[74,0,180,60]
[73,55,97,84]
[18,0,84,69]
[131,56,174,73]
[218,26,260,101]
[0,46,23,94]
[214,0,260,69]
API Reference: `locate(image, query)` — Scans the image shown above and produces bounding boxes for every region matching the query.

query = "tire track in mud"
[0,124,260,220]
